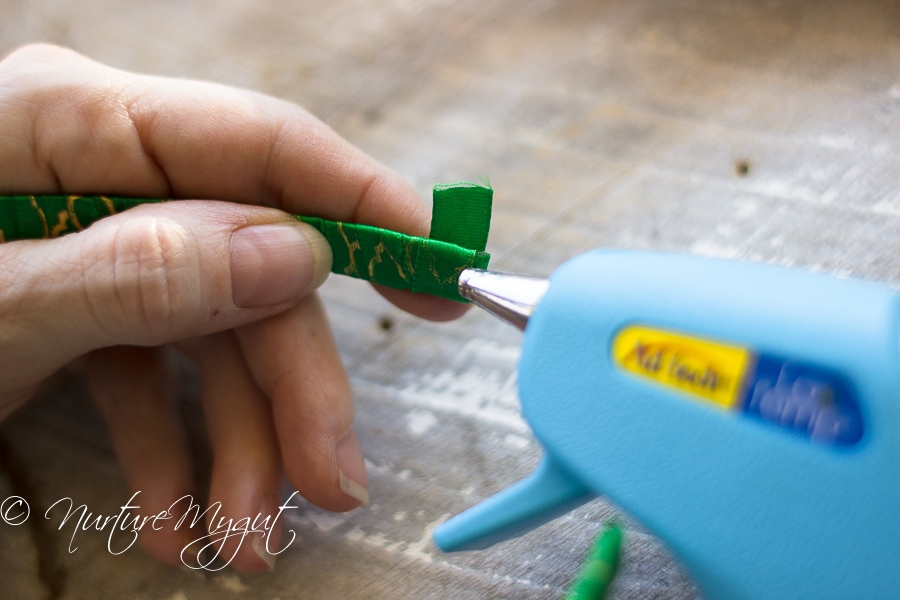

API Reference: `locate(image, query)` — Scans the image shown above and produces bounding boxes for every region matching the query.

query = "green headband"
[0,179,493,302]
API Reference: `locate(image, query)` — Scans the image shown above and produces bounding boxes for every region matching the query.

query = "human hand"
[0,44,467,571]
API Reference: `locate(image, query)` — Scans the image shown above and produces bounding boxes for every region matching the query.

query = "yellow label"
[612,325,751,409]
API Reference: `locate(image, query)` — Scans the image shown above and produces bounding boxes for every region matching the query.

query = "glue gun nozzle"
[458,269,549,331]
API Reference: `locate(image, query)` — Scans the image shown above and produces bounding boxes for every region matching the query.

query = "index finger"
[0,43,467,319]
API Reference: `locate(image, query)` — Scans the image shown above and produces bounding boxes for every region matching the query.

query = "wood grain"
[1,0,899,597]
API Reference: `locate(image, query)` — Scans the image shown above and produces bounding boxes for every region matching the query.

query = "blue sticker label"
[741,355,863,445]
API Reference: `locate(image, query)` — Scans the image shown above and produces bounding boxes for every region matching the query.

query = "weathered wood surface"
[1,0,899,598]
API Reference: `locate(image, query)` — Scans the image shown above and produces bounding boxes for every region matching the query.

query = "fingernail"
[180,533,201,569]
[337,429,369,506]
[252,535,277,571]
[230,222,332,308]
[253,493,279,571]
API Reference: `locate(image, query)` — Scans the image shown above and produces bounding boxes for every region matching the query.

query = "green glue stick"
[564,522,623,600]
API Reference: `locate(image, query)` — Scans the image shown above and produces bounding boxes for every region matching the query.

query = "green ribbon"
[0,180,492,302]
[0,195,165,241]
[300,179,491,302]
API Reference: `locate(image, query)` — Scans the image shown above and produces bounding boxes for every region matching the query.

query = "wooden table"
[1,1,898,597]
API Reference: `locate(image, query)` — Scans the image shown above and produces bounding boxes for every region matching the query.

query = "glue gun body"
[434,249,900,600]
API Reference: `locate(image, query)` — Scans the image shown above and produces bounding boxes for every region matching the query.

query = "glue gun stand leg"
[433,455,596,552]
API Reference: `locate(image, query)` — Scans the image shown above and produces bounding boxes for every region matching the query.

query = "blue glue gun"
[433,249,900,600]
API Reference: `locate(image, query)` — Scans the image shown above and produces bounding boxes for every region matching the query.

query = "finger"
[86,345,198,565]
[374,285,471,322]
[180,332,282,573]
[236,294,368,512]
[0,200,331,392]
[0,43,425,229]
[0,43,465,321]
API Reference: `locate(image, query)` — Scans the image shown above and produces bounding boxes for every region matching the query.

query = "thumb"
[0,200,332,371]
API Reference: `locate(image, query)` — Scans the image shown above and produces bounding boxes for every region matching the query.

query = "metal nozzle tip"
[458,269,549,331]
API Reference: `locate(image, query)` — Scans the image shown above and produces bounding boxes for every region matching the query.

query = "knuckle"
[85,215,201,342]
[1,43,80,68]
